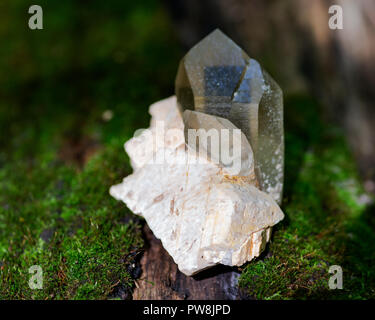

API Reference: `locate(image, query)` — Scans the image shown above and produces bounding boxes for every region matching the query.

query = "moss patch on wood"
[238,95,375,299]
[0,0,181,299]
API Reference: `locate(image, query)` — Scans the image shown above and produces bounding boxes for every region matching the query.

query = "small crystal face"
[175,29,284,204]
[183,109,256,178]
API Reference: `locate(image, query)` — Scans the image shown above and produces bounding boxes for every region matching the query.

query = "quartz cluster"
[110,29,285,276]
[176,29,284,203]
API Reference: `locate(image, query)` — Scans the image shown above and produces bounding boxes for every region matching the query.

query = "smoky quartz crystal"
[175,29,284,204]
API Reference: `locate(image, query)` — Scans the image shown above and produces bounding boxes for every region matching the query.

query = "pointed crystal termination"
[175,29,284,204]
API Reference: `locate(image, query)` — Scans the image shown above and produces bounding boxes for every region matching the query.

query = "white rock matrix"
[110,96,284,276]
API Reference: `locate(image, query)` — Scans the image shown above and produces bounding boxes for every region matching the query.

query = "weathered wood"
[132,224,241,300]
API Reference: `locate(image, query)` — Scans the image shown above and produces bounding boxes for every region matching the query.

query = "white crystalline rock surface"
[125,96,185,170]
[110,96,284,276]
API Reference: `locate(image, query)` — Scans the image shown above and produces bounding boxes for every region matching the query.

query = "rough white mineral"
[110,96,284,276]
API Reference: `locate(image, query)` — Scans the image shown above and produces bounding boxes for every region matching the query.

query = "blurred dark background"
[1,0,374,188]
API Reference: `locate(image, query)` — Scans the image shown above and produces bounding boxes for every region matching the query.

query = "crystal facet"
[183,109,256,178]
[176,29,284,203]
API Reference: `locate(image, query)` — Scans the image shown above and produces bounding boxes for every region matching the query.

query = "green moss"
[239,95,375,299]
[0,144,145,299]
[0,0,181,299]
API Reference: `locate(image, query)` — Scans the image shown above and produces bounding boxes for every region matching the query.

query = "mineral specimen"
[110,97,284,276]
[110,30,285,276]
[176,29,284,203]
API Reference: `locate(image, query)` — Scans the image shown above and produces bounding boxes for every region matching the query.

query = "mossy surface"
[0,0,181,299]
[238,95,375,299]
[0,1,374,300]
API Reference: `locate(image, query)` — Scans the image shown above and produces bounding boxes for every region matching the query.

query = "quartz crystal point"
[176,29,284,203]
